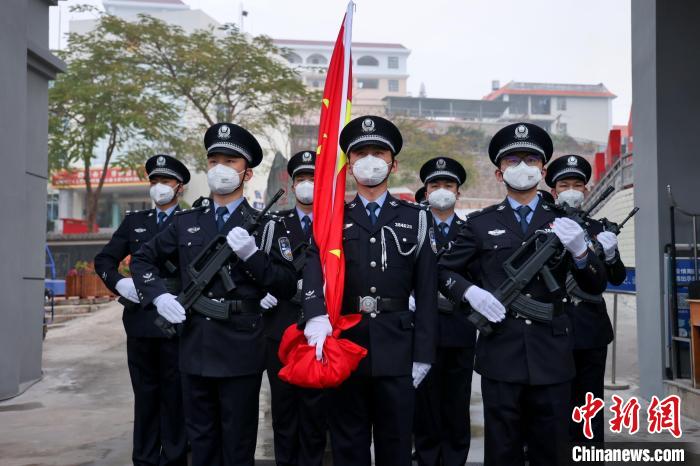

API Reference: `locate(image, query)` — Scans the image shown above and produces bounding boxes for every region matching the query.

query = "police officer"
[415,186,427,205]
[261,150,327,466]
[545,155,626,444]
[438,123,608,465]
[414,157,476,466]
[130,123,297,466]
[95,154,189,466]
[301,115,438,466]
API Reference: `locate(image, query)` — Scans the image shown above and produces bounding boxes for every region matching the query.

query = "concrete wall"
[632,0,700,400]
[0,0,64,400]
[558,96,612,144]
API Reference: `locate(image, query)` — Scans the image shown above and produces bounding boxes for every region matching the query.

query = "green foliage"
[392,119,489,190]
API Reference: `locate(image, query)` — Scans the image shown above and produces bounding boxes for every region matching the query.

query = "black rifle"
[467,186,615,336]
[565,205,639,301]
[155,189,285,337]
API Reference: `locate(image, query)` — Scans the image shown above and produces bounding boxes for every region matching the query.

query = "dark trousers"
[414,346,474,466]
[126,336,187,466]
[181,373,262,466]
[570,347,608,444]
[327,374,414,466]
[481,377,571,466]
[265,339,327,466]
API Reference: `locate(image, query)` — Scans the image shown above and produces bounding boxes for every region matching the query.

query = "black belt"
[345,296,409,314]
[191,296,260,321]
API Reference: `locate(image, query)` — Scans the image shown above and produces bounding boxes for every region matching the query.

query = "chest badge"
[187,226,200,234]
[278,237,294,261]
[488,229,506,236]
[134,228,146,233]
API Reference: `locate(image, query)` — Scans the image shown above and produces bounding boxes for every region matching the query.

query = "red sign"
[51,167,147,187]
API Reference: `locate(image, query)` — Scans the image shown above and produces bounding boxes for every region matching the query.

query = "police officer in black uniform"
[95,154,189,466]
[439,123,608,465]
[545,155,626,444]
[301,115,438,466]
[414,157,476,466]
[415,186,427,205]
[130,123,297,466]
[261,150,327,466]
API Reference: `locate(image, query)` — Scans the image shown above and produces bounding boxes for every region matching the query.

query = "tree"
[102,14,317,170]
[49,7,179,230]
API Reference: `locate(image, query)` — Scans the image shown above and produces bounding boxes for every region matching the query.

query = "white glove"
[304,314,333,361]
[408,294,416,312]
[153,293,186,324]
[260,293,278,310]
[412,362,431,388]
[553,217,588,258]
[226,227,258,261]
[464,285,506,323]
[115,277,140,304]
[597,231,618,261]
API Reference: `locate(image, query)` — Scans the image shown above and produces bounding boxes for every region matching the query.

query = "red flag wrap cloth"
[278,2,367,388]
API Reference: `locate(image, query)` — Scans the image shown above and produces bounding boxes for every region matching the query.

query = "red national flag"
[278,2,367,388]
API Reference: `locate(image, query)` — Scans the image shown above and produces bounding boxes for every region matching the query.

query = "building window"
[47,193,59,221]
[558,122,568,134]
[557,97,567,111]
[306,54,327,65]
[531,96,551,115]
[508,95,529,115]
[357,55,379,66]
[284,52,302,64]
[388,56,399,69]
[357,78,379,89]
[306,77,325,88]
[388,79,399,92]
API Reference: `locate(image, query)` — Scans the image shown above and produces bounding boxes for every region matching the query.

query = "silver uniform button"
[370,286,377,293]
[370,261,376,268]
[525,319,532,325]
[370,312,377,318]
[370,237,376,244]
[206,317,211,321]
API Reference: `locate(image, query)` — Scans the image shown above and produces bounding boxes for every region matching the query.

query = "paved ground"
[1,294,699,465]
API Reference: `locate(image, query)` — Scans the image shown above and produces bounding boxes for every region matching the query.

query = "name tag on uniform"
[394,222,413,229]
[487,229,506,236]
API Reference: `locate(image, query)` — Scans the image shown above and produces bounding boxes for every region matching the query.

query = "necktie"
[157,211,167,230]
[366,202,379,225]
[216,206,228,232]
[438,222,449,238]
[516,205,532,234]
[301,215,311,239]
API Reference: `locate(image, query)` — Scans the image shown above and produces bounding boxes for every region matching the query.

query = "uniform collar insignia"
[389,200,398,207]
[147,212,154,217]
[344,223,354,229]
[497,204,506,211]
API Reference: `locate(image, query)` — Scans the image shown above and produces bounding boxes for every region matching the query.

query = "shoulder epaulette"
[175,205,207,216]
[398,198,428,211]
[466,204,499,220]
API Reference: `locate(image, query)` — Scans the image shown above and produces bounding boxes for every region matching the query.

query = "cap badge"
[567,156,578,166]
[361,118,375,133]
[436,158,447,169]
[302,152,312,162]
[156,155,166,167]
[514,124,529,139]
[217,125,231,140]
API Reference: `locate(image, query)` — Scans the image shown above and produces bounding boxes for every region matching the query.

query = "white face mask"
[149,183,176,206]
[207,164,243,195]
[294,180,314,205]
[555,189,585,209]
[427,188,457,211]
[351,155,391,187]
[502,161,542,191]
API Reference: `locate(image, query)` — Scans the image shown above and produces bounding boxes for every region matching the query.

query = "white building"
[272,39,410,114]
[483,81,616,144]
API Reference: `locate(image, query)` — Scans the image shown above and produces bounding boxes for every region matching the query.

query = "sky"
[49,0,632,125]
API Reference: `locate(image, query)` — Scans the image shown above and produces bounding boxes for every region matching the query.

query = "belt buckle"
[359,296,379,314]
